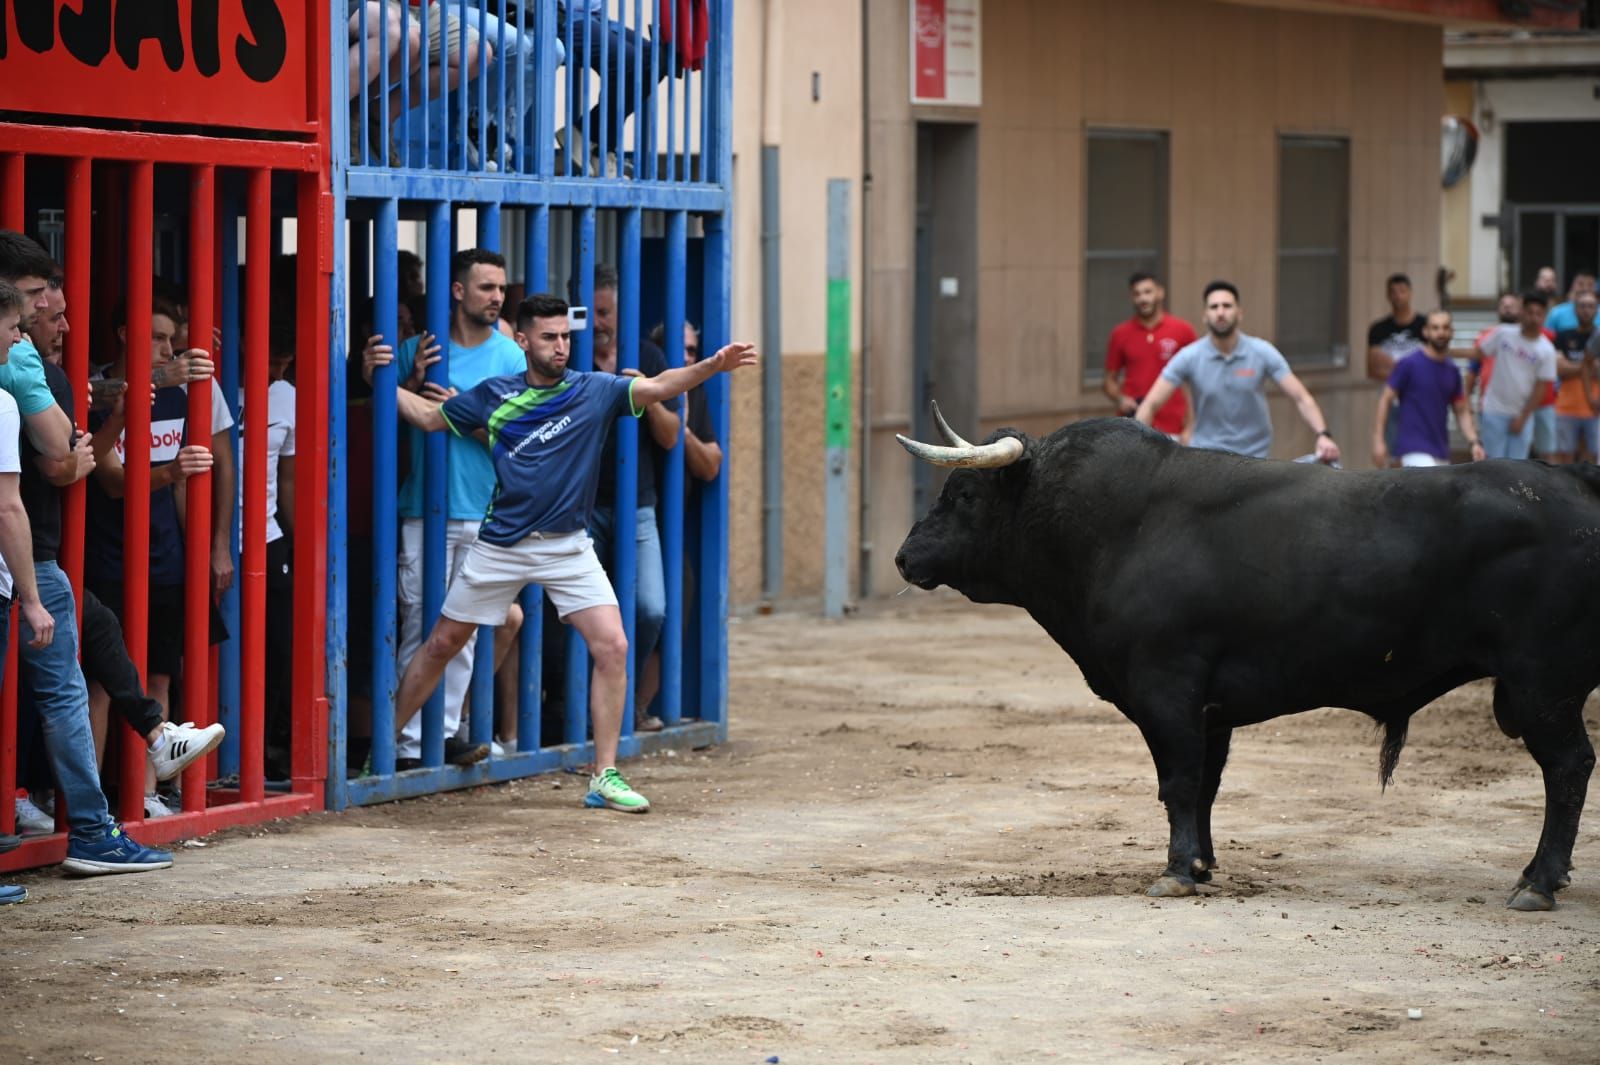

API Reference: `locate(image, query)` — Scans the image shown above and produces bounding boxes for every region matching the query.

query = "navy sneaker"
[0,884,26,905]
[61,826,173,876]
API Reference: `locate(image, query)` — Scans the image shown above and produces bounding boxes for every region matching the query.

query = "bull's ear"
[990,429,1034,482]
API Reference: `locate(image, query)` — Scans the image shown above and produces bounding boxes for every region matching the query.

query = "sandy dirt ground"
[3,595,1599,1064]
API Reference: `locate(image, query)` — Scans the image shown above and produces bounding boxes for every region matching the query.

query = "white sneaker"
[13,796,55,836]
[142,794,177,819]
[148,721,226,782]
[491,740,508,758]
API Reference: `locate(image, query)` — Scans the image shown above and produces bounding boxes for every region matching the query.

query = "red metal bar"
[1,608,17,835]
[293,170,330,794]
[0,126,318,172]
[0,153,21,230]
[61,158,92,623]
[181,166,217,814]
[241,168,271,805]
[120,161,154,824]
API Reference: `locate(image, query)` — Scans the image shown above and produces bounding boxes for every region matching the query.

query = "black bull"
[894,412,1598,911]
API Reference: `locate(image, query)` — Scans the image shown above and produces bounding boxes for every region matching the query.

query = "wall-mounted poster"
[911,0,981,107]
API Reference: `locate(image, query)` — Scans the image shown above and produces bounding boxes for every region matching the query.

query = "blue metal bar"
[679,7,691,182]
[479,201,501,251]
[469,627,494,745]
[421,201,452,766]
[562,0,577,177]
[516,203,550,753]
[644,0,659,181]
[345,170,727,208]
[370,198,401,775]
[660,209,686,725]
[664,0,676,183]
[597,0,611,177]
[516,586,542,750]
[564,205,595,745]
[217,191,242,776]
[700,208,729,733]
[398,0,412,165]
[478,0,493,172]
[533,0,557,179]
[632,0,643,171]
[357,0,371,166]
[457,0,470,171]
[616,207,641,733]
[418,0,432,168]
[326,8,352,809]
[698,15,709,182]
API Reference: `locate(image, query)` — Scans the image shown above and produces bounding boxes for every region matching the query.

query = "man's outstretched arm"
[394,386,450,433]
[629,343,758,410]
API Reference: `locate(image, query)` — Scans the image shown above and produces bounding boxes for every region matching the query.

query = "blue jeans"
[590,505,666,662]
[1480,411,1534,460]
[559,5,657,155]
[7,563,116,842]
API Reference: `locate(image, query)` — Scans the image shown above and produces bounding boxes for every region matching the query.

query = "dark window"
[1276,137,1349,365]
[1084,130,1168,383]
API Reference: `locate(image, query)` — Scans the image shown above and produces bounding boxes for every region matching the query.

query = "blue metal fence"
[327,0,733,809]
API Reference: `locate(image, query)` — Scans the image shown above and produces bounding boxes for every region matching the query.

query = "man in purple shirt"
[1371,309,1487,468]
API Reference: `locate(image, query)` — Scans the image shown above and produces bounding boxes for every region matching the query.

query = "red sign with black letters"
[0,1,312,134]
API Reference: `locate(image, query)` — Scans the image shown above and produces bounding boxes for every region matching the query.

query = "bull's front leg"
[1134,710,1210,898]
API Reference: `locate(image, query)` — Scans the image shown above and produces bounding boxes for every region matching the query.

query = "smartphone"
[568,306,589,332]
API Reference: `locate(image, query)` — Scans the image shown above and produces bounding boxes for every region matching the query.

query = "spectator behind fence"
[348,0,492,166]
[1366,273,1427,465]
[1552,291,1599,465]
[1135,281,1341,464]
[1546,272,1596,335]
[1102,272,1195,440]
[85,296,229,817]
[362,248,525,769]
[148,279,239,601]
[239,316,298,780]
[556,0,667,176]
[384,293,757,814]
[586,267,677,731]
[1370,309,1485,468]
[11,271,223,828]
[0,272,172,883]
[1535,266,1561,303]
[648,320,721,484]
[1474,291,1558,461]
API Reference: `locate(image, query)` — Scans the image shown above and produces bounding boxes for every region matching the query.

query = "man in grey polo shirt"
[1136,280,1341,463]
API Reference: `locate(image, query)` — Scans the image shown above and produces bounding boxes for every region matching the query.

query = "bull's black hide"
[896,415,1597,910]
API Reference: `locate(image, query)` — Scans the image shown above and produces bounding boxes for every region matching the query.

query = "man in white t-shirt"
[1476,291,1560,460]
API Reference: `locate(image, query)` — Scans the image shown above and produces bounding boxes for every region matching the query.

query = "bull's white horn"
[895,433,1024,469]
[931,401,972,448]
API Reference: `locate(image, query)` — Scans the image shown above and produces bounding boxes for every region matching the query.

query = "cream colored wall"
[727,0,864,608]
[862,0,1442,596]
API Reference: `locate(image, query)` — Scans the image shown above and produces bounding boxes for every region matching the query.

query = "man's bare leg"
[392,615,479,742]
[564,605,628,772]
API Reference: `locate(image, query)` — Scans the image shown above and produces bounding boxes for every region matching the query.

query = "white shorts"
[440,531,617,626]
[1400,452,1444,467]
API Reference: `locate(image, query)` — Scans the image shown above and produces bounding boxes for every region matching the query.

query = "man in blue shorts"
[389,294,757,813]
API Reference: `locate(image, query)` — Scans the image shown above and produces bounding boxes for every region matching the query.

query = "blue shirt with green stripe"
[440,369,640,545]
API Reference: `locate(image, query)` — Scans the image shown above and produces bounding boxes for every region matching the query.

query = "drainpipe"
[856,0,874,599]
[760,0,784,602]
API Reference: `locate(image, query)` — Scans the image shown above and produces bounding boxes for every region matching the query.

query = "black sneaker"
[0,833,20,854]
[444,737,490,767]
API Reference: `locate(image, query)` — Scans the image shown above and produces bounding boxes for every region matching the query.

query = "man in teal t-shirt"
[364,248,525,768]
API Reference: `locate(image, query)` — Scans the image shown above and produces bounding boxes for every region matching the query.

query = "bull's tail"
[1379,719,1409,791]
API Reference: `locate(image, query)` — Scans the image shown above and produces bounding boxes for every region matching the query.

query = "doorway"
[911,121,978,517]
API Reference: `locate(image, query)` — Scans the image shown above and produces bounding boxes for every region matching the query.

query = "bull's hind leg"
[1499,685,1594,912]
[1195,724,1234,882]
[1133,711,1210,898]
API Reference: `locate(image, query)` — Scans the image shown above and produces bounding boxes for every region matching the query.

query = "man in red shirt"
[1103,272,1196,439]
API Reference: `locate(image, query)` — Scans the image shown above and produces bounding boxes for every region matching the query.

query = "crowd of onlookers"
[2,226,731,901]
[1104,266,1598,470]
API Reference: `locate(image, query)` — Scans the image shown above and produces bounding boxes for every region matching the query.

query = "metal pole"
[823,179,851,618]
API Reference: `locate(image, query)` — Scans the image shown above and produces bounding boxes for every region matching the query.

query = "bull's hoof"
[1505,884,1556,912]
[1145,875,1197,898]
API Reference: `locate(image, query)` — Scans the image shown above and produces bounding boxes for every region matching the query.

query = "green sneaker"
[584,767,650,813]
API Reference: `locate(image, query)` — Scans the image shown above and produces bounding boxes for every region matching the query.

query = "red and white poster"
[910,0,981,107]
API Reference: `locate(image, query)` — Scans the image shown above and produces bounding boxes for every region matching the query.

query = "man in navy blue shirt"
[390,294,756,813]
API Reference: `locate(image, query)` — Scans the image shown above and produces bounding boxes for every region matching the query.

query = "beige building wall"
[862,0,1443,596]
[722,0,1445,608]
[727,0,864,609]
